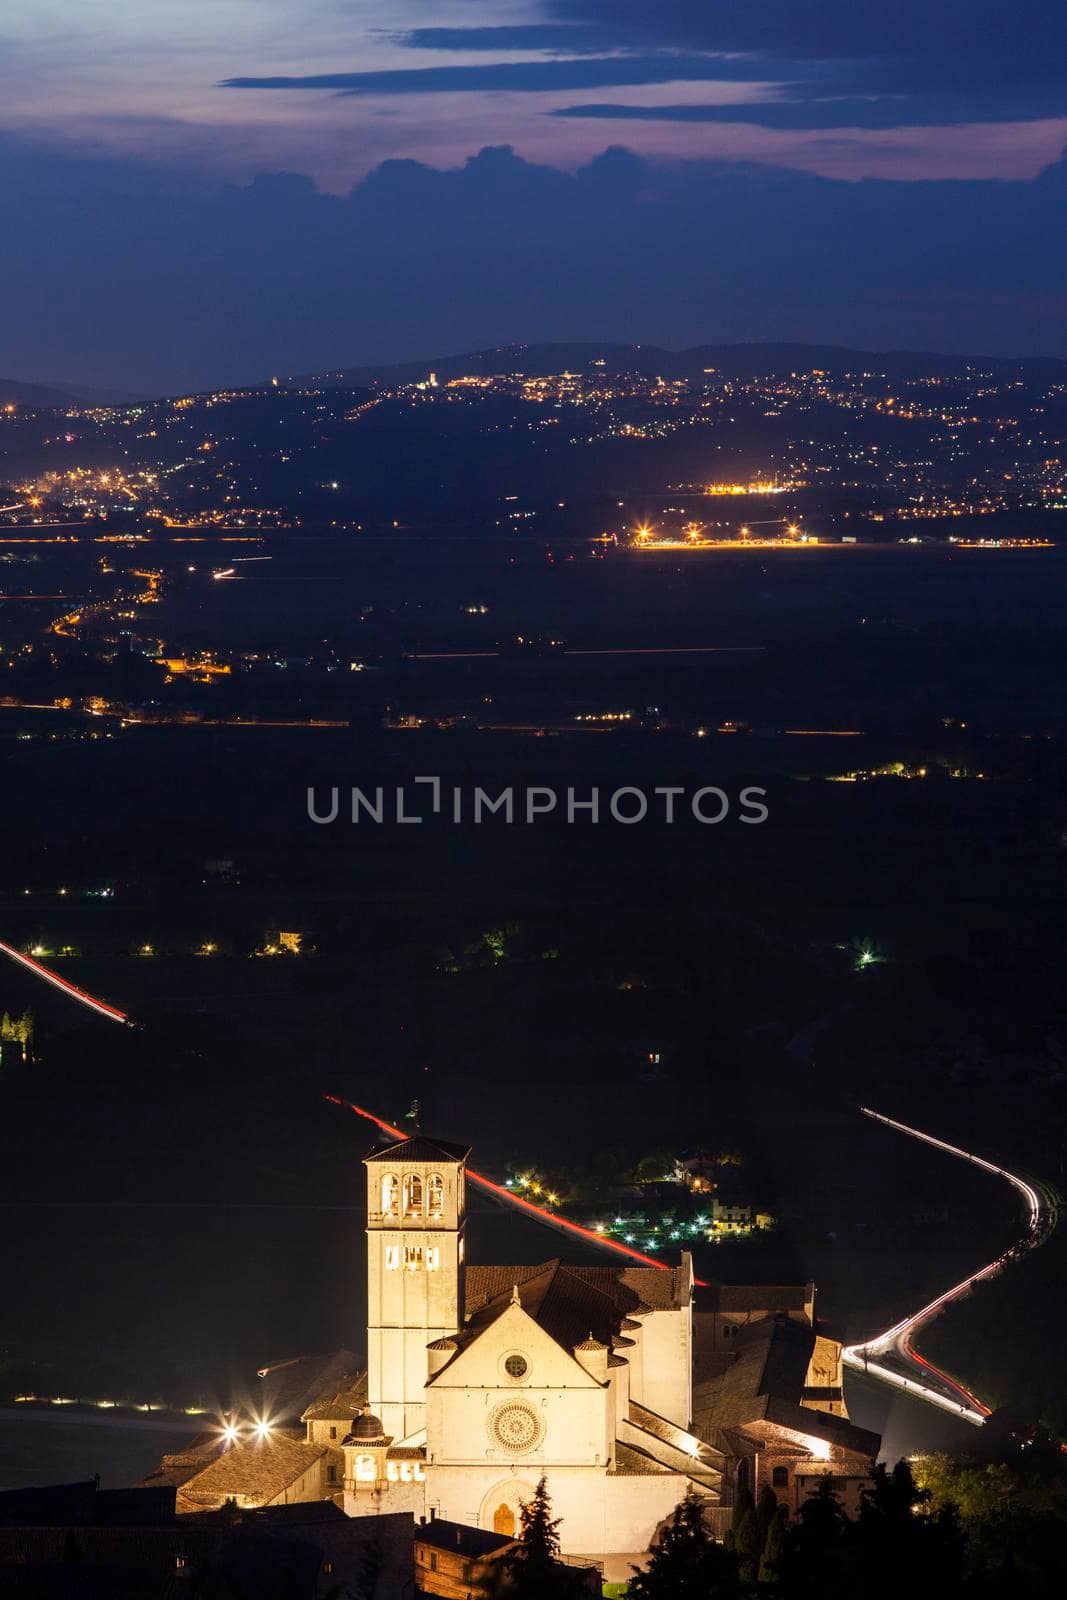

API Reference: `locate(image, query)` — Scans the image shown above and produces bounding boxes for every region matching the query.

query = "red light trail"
[324,1094,709,1283]
[0,940,130,1025]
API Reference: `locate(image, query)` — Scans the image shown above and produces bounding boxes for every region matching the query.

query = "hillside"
[278,341,1067,390]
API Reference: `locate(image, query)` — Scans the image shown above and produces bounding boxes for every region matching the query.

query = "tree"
[758,1505,787,1586]
[779,1474,851,1596]
[755,1485,779,1553]
[732,1500,762,1584]
[628,1492,738,1600]
[485,1477,586,1600]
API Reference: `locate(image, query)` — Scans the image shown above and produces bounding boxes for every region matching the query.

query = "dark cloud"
[547,2,1067,88]
[1,134,1064,392]
[388,25,613,55]
[221,53,770,96]
[551,89,1067,131]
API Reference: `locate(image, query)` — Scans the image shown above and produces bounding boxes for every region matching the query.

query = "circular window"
[489,1402,542,1454]
[504,1353,528,1380]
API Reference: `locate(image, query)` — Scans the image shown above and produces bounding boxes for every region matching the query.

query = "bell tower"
[364,1134,469,1441]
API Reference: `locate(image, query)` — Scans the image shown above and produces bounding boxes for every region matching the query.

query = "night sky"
[4,1,1066,390]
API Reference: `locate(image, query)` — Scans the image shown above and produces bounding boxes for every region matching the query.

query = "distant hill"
[280,341,1067,389]
[0,376,81,408]
[0,377,156,408]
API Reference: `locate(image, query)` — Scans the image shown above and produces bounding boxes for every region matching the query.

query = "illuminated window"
[355,1454,376,1482]
[385,1246,400,1271]
[426,1247,440,1272]
[404,1245,423,1271]
[427,1173,444,1218]
[403,1173,423,1216]
[414,1462,425,1481]
[381,1174,399,1217]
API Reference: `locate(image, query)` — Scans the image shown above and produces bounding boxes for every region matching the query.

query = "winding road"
[842,1106,1056,1426]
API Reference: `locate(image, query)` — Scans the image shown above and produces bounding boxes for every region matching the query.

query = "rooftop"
[364,1135,472,1165]
[175,1433,326,1512]
[416,1518,516,1559]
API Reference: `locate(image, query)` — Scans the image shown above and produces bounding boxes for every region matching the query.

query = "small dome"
[350,1409,386,1441]
[575,1333,607,1352]
[427,1337,457,1352]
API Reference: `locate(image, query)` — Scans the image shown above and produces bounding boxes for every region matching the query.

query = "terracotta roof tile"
[365,1136,471,1163]
[176,1433,326,1511]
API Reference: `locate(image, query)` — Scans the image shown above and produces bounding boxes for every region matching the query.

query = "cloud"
[221,53,771,96]
[0,133,1064,392]
[546,1,1067,88]
[387,25,614,56]
[551,92,1067,132]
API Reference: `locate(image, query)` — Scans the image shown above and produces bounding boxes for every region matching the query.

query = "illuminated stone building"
[154,1131,879,1580]
[343,1133,879,1580]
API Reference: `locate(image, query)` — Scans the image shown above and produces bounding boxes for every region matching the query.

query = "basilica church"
[153,1131,881,1581]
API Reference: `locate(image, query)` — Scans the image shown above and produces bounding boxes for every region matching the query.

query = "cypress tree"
[758,1505,787,1585]
[628,1492,738,1600]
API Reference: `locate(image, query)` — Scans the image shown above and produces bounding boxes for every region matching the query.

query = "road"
[842,1106,1056,1426]
[0,940,129,1024]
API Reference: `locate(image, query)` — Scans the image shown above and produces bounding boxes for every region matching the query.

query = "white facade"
[365,1146,466,1441]
[354,1136,706,1573]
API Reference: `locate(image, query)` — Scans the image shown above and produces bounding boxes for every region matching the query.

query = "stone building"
[154,1129,880,1582]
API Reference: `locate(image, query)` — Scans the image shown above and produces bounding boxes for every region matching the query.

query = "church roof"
[695,1282,815,1315]
[465,1260,690,1321]
[175,1433,327,1512]
[364,1135,471,1164]
[609,1442,675,1476]
[301,1373,368,1422]
[692,1317,879,1458]
[454,1259,669,1367]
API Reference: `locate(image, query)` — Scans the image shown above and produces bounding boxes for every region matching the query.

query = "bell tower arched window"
[427,1173,444,1219]
[403,1173,423,1217]
[381,1174,399,1218]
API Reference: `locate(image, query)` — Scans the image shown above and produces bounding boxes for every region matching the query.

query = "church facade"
[157,1130,880,1582]
[344,1133,880,1579]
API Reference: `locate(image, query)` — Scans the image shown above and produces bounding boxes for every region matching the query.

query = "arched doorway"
[480,1479,537,1539]
[492,1503,516,1537]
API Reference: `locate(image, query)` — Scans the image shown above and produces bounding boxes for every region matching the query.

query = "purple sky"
[2,1,1066,387]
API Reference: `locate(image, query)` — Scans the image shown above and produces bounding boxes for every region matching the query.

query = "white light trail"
[843,1106,1048,1425]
